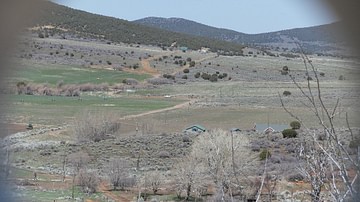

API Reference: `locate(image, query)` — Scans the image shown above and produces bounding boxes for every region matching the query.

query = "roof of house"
[255,124,288,132]
[264,127,275,133]
[184,124,206,132]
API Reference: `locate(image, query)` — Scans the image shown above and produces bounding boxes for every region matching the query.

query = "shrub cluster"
[281,66,289,75]
[16,81,111,97]
[282,129,298,138]
[290,121,301,129]
[158,151,171,158]
[209,74,218,82]
[162,74,175,80]
[283,91,291,96]
[199,72,227,82]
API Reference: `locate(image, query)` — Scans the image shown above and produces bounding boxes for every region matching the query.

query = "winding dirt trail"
[120,99,193,120]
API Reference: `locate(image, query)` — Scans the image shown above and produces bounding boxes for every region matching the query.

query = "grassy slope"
[11,62,151,85]
[6,94,185,125]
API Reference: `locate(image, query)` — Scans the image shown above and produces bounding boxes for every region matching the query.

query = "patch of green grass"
[18,186,106,202]
[11,63,151,85]
[10,167,34,179]
[6,94,185,125]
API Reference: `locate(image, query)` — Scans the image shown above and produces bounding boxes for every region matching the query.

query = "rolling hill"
[134,17,348,54]
[31,2,244,55]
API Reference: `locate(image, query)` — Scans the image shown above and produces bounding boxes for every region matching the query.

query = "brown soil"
[0,123,27,138]
[140,58,159,76]
[97,182,134,202]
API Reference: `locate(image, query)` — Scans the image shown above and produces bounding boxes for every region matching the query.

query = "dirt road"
[120,100,192,120]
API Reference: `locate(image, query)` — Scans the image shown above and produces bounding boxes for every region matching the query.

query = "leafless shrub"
[287,173,304,182]
[59,84,80,96]
[77,83,90,92]
[250,139,270,149]
[67,151,90,199]
[285,144,297,153]
[191,129,259,199]
[95,82,109,91]
[280,155,297,163]
[106,158,135,190]
[158,151,170,158]
[113,83,124,90]
[142,170,164,194]
[250,144,260,152]
[172,155,206,200]
[77,169,99,194]
[67,151,90,173]
[182,135,191,143]
[147,78,173,85]
[56,80,64,88]
[269,156,281,164]
[72,110,121,143]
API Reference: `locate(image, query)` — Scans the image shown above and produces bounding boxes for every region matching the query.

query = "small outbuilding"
[230,128,242,133]
[179,46,188,52]
[184,125,206,133]
[255,123,287,133]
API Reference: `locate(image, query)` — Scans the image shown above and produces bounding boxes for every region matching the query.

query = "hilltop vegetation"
[135,17,349,55]
[33,2,244,55]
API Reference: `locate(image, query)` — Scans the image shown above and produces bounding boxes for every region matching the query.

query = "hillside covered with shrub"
[32,2,244,55]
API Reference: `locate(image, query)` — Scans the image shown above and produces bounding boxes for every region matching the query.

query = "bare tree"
[72,110,121,143]
[298,139,328,201]
[67,151,90,199]
[279,45,359,201]
[146,170,163,194]
[172,155,205,200]
[191,129,258,200]
[77,169,99,194]
[262,173,279,202]
[106,158,135,191]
